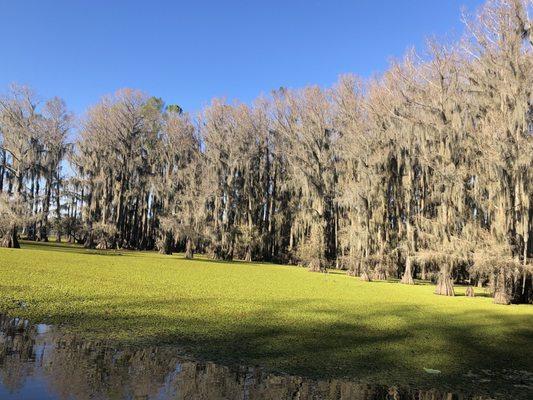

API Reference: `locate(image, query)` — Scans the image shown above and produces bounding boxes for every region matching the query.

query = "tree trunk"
[308,258,326,273]
[115,176,126,248]
[244,246,252,262]
[494,290,511,305]
[245,193,253,262]
[360,270,371,282]
[421,263,427,280]
[28,173,36,241]
[373,269,386,280]
[159,230,173,255]
[84,232,95,249]
[435,266,455,296]
[493,271,511,305]
[185,236,194,259]
[465,286,475,297]
[55,171,61,243]
[401,257,415,284]
[1,227,20,248]
[39,175,53,242]
[0,149,5,193]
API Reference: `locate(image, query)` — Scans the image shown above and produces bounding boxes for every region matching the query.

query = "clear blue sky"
[0,0,484,115]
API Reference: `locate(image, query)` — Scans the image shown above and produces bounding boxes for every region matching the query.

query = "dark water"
[0,315,530,400]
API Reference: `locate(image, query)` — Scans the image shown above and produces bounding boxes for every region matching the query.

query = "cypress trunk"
[185,237,194,259]
[493,271,511,305]
[435,266,455,296]
[159,230,173,255]
[1,227,20,248]
[401,256,415,284]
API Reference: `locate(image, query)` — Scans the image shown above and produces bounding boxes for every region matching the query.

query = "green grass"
[1,241,532,394]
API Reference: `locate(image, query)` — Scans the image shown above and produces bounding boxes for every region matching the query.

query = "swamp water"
[0,315,530,400]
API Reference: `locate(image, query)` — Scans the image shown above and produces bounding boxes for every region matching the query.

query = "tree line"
[1,0,532,304]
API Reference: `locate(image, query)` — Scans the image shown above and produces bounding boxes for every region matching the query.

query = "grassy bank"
[1,241,532,393]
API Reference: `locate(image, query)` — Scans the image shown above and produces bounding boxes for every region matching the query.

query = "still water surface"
[0,315,530,400]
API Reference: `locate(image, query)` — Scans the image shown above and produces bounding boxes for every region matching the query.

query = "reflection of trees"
[40,340,181,400]
[0,315,37,393]
[0,315,503,399]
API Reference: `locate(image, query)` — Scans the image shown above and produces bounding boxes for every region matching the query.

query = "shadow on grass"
[21,294,532,398]
[19,240,129,256]
[18,241,249,264]
[18,241,297,267]
[7,314,527,400]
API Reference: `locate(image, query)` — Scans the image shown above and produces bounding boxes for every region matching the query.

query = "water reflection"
[0,315,528,399]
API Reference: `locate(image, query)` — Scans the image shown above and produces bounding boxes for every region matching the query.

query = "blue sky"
[0,0,484,115]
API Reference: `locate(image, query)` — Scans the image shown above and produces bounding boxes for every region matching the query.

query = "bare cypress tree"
[39,97,72,242]
[273,87,338,272]
[0,85,40,248]
[155,107,201,256]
